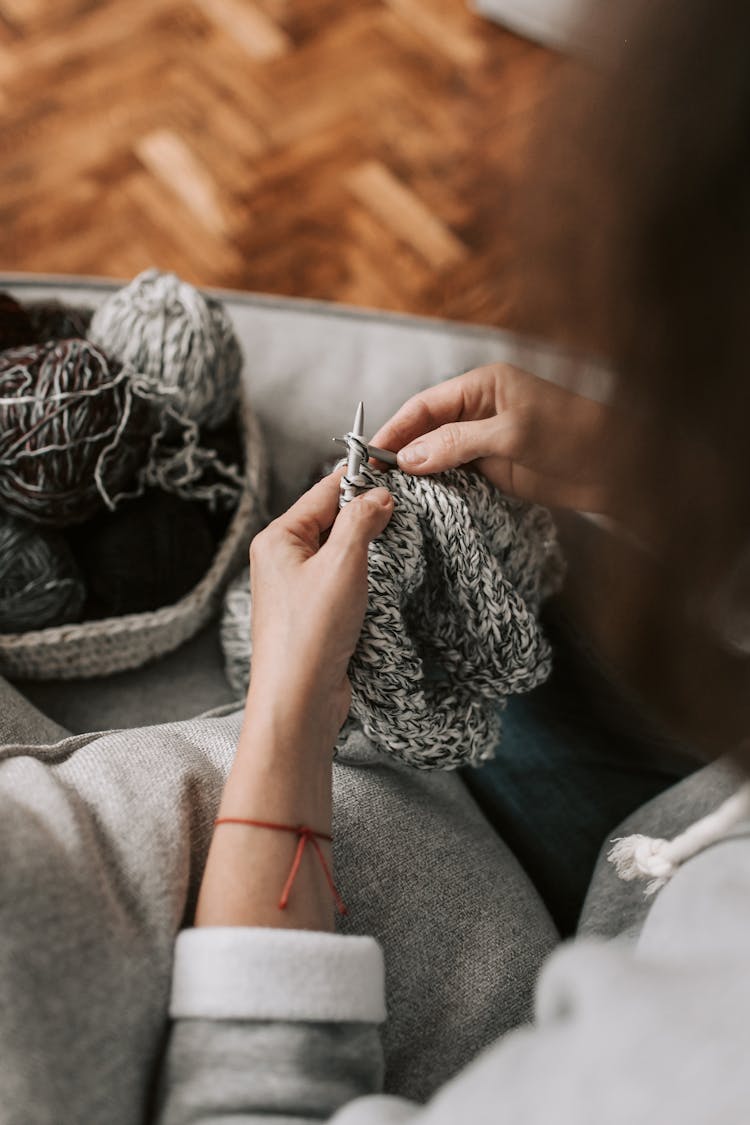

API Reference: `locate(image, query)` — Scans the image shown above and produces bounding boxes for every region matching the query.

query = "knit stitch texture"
[221,467,564,770]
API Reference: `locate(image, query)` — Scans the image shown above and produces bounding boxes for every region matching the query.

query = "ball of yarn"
[69,489,217,618]
[221,468,565,770]
[0,513,85,632]
[26,300,93,342]
[221,570,252,697]
[0,292,35,350]
[0,339,154,526]
[88,269,241,429]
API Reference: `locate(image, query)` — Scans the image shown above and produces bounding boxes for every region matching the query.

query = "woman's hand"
[196,469,393,932]
[371,363,612,513]
[246,468,394,758]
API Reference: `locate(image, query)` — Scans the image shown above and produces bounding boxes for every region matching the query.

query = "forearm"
[195,686,339,932]
[158,689,389,1125]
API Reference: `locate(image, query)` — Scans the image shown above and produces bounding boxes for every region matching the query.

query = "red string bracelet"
[214,818,348,916]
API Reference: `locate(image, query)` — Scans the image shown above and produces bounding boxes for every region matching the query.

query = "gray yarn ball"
[0,514,86,632]
[88,269,241,429]
[221,568,253,698]
[0,340,154,527]
[220,468,564,770]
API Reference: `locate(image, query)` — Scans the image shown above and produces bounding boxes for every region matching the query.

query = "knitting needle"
[365,443,398,468]
[340,400,365,506]
[331,436,399,467]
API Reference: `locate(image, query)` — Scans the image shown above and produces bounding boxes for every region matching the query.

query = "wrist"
[223,729,334,827]
[242,679,345,761]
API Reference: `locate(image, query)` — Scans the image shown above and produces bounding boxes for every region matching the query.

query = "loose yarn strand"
[142,405,247,511]
[93,372,151,511]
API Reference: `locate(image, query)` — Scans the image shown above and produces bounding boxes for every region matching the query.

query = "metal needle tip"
[339,400,366,508]
[353,400,364,438]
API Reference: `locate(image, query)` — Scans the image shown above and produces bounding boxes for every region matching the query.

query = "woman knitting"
[155,0,750,1120]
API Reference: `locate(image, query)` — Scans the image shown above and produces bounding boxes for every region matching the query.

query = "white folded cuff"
[171,927,386,1024]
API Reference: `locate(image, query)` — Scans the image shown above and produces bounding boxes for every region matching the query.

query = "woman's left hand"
[196,469,392,930]
[246,468,394,758]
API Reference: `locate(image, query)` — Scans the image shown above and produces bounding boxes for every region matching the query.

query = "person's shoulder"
[638,824,750,960]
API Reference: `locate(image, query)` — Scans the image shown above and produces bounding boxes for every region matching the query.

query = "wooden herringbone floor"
[0,1,554,326]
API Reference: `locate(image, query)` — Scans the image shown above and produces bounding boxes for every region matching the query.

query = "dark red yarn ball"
[0,292,36,349]
[26,300,94,342]
[0,339,154,527]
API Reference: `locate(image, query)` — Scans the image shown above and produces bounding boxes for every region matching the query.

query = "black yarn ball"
[69,489,217,618]
[26,300,94,342]
[0,292,36,350]
[0,513,86,633]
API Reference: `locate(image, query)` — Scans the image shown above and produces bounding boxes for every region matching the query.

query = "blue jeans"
[462,602,700,935]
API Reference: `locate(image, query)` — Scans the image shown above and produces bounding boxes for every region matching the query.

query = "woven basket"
[0,388,269,681]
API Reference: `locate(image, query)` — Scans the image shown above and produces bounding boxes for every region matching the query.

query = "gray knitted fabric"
[221,468,564,770]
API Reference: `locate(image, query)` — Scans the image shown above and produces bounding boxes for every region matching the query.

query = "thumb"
[326,487,394,557]
[397,416,516,474]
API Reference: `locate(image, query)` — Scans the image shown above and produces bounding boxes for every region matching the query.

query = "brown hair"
[519,0,750,755]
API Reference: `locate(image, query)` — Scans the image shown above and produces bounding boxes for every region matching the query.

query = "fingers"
[259,470,394,569]
[370,367,495,454]
[271,468,344,552]
[392,405,609,510]
[392,388,609,484]
[371,364,608,479]
[368,392,449,456]
[324,488,394,563]
[395,414,527,473]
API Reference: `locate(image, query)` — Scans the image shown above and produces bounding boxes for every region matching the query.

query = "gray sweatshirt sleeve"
[156,928,390,1124]
[157,835,750,1124]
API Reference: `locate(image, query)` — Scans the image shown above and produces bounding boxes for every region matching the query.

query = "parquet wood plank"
[122,172,248,281]
[347,160,468,270]
[193,0,292,61]
[384,0,486,66]
[0,1,183,80]
[135,129,232,238]
[0,0,557,329]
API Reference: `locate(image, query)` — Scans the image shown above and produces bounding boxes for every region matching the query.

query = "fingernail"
[398,444,426,467]
[364,487,393,508]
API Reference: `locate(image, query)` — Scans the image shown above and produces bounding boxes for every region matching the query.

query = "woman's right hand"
[370,363,612,513]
